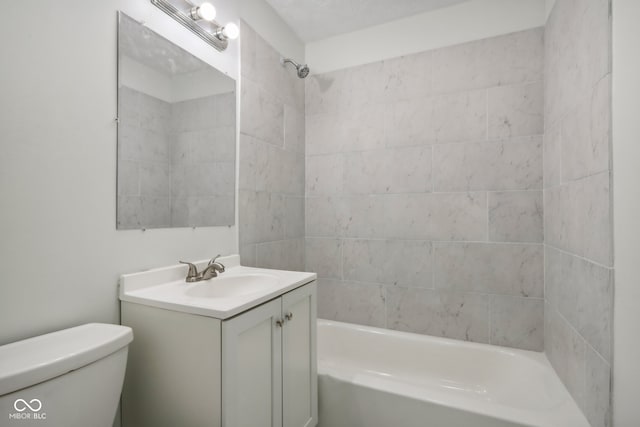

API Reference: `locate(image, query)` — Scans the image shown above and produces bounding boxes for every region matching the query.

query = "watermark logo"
[8,399,46,421]
[13,399,42,412]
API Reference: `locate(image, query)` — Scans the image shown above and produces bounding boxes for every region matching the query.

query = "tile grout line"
[331,277,545,300]
[554,302,611,365]
[488,295,493,346]
[340,237,344,281]
[305,188,544,197]
[306,237,544,246]
[431,241,436,291]
[485,88,489,141]
[546,243,614,270]
[431,144,435,194]
[486,192,490,242]
[383,284,388,329]
[305,134,544,158]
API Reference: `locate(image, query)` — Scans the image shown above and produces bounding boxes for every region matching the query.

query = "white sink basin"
[185,273,279,299]
[119,255,317,319]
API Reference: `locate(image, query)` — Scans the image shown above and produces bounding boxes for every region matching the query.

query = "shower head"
[281,57,310,79]
[296,63,310,79]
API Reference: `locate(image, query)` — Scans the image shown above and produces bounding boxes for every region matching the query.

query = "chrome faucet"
[200,255,226,280]
[179,255,226,283]
[179,261,200,282]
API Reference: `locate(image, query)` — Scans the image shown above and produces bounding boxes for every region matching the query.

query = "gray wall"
[304,28,545,351]
[543,1,613,426]
[0,0,238,346]
[238,23,306,271]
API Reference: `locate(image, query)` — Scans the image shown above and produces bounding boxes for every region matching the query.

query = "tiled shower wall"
[170,92,236,227]
[305,28,546,351]
[543,0,613,426]
[238,23,306,270]
[118,86,172,228]
[118,87,235,228]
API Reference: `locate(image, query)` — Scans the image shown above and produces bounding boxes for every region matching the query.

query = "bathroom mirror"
[116,13,236,230]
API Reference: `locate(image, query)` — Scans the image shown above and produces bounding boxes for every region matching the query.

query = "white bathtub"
[317,319,589,427]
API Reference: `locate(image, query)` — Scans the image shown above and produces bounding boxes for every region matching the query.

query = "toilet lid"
[0,323,133,396]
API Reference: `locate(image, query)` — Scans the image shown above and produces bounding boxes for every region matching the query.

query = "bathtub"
[317,319,589,427]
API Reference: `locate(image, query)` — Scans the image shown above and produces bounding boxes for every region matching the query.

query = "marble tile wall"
[118,87,235,228]
[238,22,306,270]
[170,92,236,227]
[237,8,612,426]
[305,28,545,351]
[117,86,172,228]
[543,1,612,426]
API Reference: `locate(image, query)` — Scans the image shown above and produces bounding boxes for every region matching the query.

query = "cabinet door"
[222,299,283,427]
[281,282,318,427]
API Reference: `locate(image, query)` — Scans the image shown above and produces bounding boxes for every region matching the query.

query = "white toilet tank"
[0,323,133,427]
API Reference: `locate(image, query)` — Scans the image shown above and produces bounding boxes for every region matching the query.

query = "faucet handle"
[179,261,199,282]
[208,254,225,273]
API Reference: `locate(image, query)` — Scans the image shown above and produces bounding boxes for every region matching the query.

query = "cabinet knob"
[276,319,284,327]
[284,312,293,321]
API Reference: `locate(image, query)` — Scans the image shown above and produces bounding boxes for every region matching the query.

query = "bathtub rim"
[317,318,590,427]
[318,318,548,361]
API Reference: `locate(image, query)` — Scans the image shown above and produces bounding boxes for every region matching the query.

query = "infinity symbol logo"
[13,399,42,412]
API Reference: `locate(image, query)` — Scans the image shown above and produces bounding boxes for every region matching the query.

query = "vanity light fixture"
[150,0,239,52]
[213,23,239,41]
[189,2,216,21]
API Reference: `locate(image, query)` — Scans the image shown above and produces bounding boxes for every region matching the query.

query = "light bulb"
[221,23,239,40]
[190,2,216,21]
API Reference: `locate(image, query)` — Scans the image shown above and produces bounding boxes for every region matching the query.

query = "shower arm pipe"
[281,58,300,67]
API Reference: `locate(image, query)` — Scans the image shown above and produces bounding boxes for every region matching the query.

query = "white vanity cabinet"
[222,283,317,427]
[121,274,317,427]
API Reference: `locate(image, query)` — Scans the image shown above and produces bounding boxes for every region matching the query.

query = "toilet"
[0,323,133,427]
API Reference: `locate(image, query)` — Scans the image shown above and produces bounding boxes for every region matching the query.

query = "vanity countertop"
[119,255,317,320]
